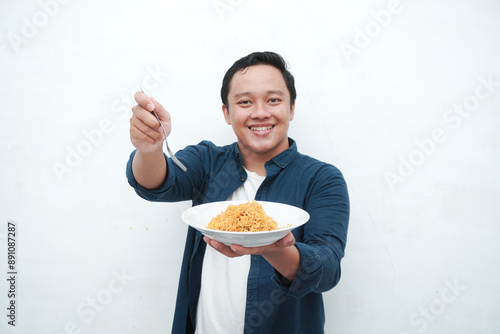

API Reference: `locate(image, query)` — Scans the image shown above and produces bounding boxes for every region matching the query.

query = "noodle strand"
[207,201,278,232]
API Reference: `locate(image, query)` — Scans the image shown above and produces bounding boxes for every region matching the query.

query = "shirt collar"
[232,137,298,169]
[268,137,298,169]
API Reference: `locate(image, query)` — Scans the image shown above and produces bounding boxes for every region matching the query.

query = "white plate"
[181,200,310,247]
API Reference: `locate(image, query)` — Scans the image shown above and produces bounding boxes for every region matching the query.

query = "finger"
[204,237,240,258]
[133,94,171,138]
[131,108,165,140]
[228,244,255,255]
[275,232,295,248]
[132,105,165,134]
[134,91,155,112]
[150,96,171,123]
[130,120,163,145]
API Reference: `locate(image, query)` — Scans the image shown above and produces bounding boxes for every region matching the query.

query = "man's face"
[223,64,295,162]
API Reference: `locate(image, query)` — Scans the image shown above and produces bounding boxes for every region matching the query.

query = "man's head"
[220,52,296,166]
[221,51,297,111]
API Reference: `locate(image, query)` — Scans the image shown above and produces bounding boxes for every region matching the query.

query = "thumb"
[276,232,295,248]
[150,97,171,124]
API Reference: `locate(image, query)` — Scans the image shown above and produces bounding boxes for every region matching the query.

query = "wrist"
[136,145,164,157]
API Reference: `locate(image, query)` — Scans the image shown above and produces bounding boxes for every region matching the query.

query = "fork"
[140,87,187,172]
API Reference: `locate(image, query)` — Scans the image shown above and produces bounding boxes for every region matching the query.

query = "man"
[126,51,349,333]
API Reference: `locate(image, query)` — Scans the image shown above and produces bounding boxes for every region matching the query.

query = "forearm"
[131,148,167,189]
[263,246,300,281]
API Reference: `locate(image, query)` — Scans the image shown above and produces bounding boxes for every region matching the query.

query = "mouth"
[249,125,274,132]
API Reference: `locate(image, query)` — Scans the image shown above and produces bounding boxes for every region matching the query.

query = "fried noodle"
[207,201,278,232]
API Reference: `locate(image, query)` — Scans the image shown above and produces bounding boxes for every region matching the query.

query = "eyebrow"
[233,90,286,98]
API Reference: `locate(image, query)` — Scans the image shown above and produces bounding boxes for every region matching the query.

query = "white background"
[1,0,499,333]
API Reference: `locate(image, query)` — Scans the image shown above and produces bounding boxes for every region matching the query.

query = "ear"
[290,102,295,121]
[222,104,231,125]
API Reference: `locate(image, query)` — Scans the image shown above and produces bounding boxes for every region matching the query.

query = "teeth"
[250,126,273,131]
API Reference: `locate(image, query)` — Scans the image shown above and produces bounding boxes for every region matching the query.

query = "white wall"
[1,0,499,333]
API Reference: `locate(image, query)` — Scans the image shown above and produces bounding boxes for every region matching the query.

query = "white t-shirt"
[195,168,265,334]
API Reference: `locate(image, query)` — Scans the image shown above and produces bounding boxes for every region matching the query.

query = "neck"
[238,142,291,177]
[243,157,267,176]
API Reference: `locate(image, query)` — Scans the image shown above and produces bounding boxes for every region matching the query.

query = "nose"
[250,102,271,119]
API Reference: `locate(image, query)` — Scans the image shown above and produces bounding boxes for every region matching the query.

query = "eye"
[269,98,281,104]
[237,100,251,105]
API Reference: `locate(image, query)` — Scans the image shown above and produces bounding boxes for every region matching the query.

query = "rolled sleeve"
[272,243,326,297]
[125,141,233,203]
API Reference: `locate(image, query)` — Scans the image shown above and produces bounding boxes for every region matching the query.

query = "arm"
[129,92,171,189]
[282,166,349,296]
[131,149,167,189]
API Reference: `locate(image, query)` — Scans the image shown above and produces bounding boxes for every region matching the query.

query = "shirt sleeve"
[125,142,211,202]
[272,165,350,297]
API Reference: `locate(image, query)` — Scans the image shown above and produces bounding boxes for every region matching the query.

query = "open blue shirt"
[126,139,349,334]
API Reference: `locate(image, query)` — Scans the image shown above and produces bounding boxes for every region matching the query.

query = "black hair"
[220,51,297,110]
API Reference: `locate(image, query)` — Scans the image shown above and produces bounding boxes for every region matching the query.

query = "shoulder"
[293,151,345,179]
[287,139,344,179]
[293,152,350,218]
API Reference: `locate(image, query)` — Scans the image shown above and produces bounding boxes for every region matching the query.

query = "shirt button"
[239,177,245,182]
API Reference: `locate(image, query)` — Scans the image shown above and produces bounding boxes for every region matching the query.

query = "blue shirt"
[126,139,349,334]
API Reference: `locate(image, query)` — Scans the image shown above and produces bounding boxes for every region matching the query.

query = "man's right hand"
[130,91,170,189]
[130,91,171,153]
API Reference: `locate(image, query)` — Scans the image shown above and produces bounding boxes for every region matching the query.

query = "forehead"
[228,64,288,97]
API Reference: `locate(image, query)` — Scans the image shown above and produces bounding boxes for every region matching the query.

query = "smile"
[249,125,274,131]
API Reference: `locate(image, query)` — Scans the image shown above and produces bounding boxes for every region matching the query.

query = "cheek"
[230,113,246,126]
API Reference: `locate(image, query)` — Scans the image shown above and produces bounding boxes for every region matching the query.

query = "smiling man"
[126,51,350,334]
